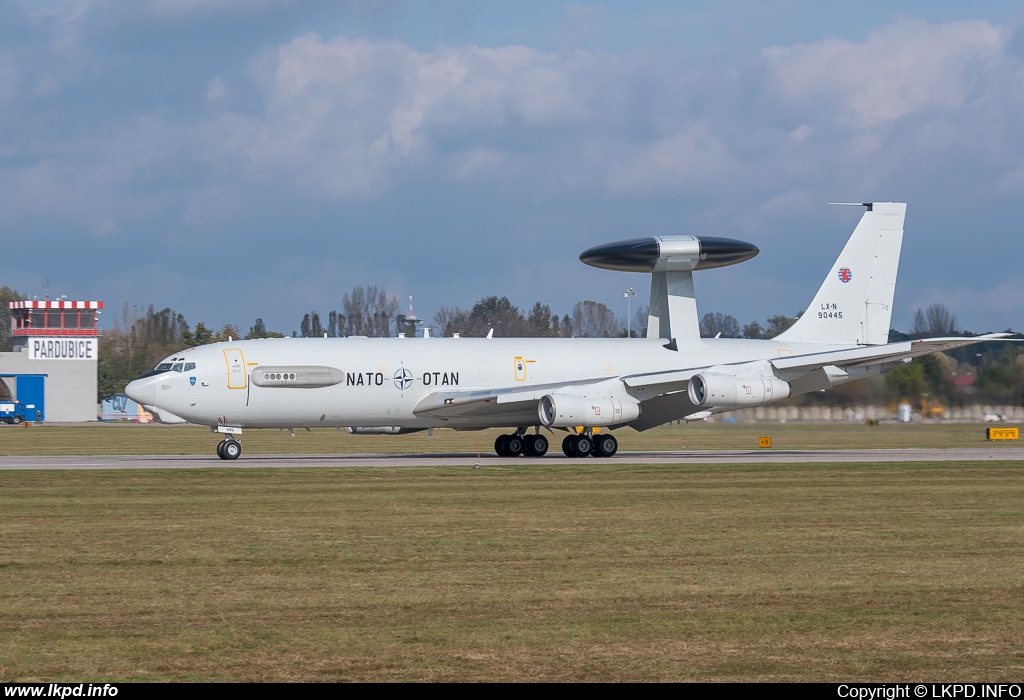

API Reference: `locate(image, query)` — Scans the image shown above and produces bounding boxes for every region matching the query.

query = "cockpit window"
[184,362,196,372]
[171,363,184,373]
[156,363,173,370]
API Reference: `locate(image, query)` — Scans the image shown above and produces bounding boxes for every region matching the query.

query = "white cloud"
[763,18,1009,129]
[205,76,227,102]
[789,123,811,142]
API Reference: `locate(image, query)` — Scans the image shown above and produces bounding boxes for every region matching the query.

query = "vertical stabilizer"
[776,202,906,346]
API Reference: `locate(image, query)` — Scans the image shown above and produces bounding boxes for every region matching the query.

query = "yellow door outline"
[513,356,536,382]
[224,348,247,389]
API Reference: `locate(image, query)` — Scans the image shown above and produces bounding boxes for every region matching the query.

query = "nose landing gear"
[216,438,242,460]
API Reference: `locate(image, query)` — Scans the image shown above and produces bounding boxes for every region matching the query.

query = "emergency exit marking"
[986,427,1019,441]
[758,435,772,448]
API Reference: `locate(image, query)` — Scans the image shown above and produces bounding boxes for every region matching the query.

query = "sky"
[2,0,1023,336]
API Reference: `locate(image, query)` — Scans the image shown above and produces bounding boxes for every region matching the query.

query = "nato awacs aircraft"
[126,202,1007,460]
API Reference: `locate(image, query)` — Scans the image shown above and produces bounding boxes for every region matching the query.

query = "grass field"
[1,452,1023,681]
[1,423,1020,681]
[0,420,1016,455]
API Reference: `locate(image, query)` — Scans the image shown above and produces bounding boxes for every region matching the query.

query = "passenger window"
[184,363,196,372]
[171,363,184,373]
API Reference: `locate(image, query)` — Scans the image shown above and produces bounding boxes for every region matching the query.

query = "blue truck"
[0,399,29,424]
[0,374,45,424]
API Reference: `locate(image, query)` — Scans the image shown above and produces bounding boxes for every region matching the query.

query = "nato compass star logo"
[838,267,853,283]
[393,366,414,392]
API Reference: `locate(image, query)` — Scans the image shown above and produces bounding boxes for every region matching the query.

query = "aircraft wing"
[621,368,701,395]
[770,333,1015,374]
[618,333,1017,411]
[412,333,1014,426]
[412,377,614,421]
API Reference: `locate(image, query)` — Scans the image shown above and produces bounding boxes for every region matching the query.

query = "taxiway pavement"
[1,448,1022,470]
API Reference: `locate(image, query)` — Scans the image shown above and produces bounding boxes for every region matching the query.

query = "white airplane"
[125,202,1008,460]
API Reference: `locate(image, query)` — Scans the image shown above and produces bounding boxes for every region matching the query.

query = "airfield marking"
[0,448,1022,470]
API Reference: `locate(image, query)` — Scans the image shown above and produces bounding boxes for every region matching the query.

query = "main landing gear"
[561,433,618,458]
[494,432,549,457]
[493,429,618,458]
[216,438,242,460]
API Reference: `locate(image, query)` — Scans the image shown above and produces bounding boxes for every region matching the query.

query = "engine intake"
[538,394,640,427]
[688,372,790,408]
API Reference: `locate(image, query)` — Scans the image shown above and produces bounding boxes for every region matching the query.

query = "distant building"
[0,300,103,422]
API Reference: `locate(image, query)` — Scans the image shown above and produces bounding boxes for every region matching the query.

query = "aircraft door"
[224,349,247,389]
[513,356,535,382]
[514,356,526,382]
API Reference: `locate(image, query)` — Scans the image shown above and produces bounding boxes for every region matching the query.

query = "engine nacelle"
[538,394,641,427]
[687,372,790,408]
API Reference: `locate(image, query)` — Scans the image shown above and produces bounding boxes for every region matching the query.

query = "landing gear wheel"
[216,441,226,460]
[562,435,594,458]
[562,435,575,457]
[524,434,548,457]
[494,434,510,457]
[506,434,524,456]
[222,439,241,460]
[571,435,593,458]
[594,434,618,457]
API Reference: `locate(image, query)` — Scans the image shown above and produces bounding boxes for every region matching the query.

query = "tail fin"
[776,202,906,346]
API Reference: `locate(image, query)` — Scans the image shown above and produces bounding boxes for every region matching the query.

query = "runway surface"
[1,448,1022,470]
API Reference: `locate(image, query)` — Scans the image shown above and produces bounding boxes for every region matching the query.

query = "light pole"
[624,287,637,338]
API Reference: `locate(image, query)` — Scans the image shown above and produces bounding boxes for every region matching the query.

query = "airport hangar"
[0,300,102,422]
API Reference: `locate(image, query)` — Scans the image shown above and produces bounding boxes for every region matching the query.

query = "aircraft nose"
[124,376,157,406]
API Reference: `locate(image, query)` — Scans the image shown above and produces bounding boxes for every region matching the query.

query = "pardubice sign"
[29,338,98,360]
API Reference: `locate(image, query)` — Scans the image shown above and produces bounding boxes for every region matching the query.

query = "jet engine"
[687,372,790,408]
[538,393,640,427]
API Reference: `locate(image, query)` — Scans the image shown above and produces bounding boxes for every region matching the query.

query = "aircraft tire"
[562,435,575,457]
[494,434,510,457]
[223,439,241,460]
[525,434,548,457]
[521,436,536,457]
[216,441,227,460]
[595,435,618,457]
[506,434,524,456]
[572,436,592,458]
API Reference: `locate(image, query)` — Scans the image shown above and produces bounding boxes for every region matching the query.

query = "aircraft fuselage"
[127,335,852,430]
